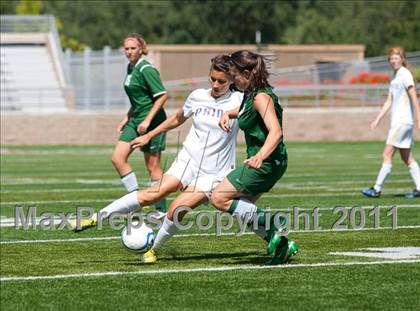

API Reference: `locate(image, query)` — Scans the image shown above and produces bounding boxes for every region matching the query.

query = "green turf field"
[1,142,419,310]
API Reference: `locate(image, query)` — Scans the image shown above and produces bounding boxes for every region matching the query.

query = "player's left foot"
[69,214,97,232]
[361,187,381,198]
[140,249,157,264]
[405,189,420,198]
[266,214,287,255]
[266,239,298,265]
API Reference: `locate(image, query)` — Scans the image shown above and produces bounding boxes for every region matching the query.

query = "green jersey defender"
[121,58,167,153]
[226,88,288,196]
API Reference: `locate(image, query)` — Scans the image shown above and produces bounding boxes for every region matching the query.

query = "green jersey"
[124,58,167,120]
[238,87,287,161]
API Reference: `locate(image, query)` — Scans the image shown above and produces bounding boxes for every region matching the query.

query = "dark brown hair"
[210,54,231,73]
[124,33,149,55]
[229,50,271,91]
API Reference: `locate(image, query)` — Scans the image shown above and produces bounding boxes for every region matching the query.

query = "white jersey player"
[362,46,420,198]
[70,55,243,262]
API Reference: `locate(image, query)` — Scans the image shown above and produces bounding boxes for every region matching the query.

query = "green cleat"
[266,239,298,265]
[266,213,287,255]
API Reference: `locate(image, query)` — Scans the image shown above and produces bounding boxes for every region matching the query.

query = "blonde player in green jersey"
[212,50,298,265]
[113,33,167,216]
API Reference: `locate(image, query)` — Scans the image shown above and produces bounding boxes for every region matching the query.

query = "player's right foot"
[361,187,381,198]
[69,214,97,232]
[266,214,287,255]
[266,238,298,265]
[140,249,157,264]
[405,189,420,198]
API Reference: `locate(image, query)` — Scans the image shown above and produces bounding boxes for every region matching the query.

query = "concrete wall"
[149,44,365,80]
[2,107,416,146]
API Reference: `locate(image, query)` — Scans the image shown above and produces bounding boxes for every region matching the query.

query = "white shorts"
[164,149,223,199]
[386,124,413,149]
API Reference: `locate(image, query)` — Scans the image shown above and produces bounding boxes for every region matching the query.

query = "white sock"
[232,199,268,239]
[121,171,139,193]
[408,161,420,190]
[152,217,178,251]
[374,163,392,192]
[99,191,140,219]
[232,199,257,224]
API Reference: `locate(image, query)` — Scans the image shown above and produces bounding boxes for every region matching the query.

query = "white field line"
[1,225,419,245]
[0,179,415,193]
[1,259,419,282]
[0,187,123,194]
[0,172,414,185]
[0,190,416,206]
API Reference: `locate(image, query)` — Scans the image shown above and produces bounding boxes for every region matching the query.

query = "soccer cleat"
[361,187,381,198]
[266,238,298,265]
[69,214,97,232]
[266,214,287,255]
[140,249,157,264]
[405,189,420,198]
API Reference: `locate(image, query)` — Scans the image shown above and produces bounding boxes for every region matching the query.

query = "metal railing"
[1,15,419,111]
[0,15,51,32]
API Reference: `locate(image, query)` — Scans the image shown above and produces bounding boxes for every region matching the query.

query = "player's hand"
[117,117,128,133]
[137,120,150,135]
[219,112,231,132]
[370,119,379,130]
[244,153,262,169]
[130,134,151,149]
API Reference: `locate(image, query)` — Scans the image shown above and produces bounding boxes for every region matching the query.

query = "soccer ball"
[121,222,155,254]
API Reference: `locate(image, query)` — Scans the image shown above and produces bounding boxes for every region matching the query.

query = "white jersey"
[181,88,242,177]
[389,66,415,127]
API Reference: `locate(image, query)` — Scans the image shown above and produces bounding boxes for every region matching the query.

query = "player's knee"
[382,152,392,162]
[111,154,124,168]
[210,193,225,209]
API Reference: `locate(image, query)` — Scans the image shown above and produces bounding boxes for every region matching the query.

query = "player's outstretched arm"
[131,108,187,149]
[371,92,392,129]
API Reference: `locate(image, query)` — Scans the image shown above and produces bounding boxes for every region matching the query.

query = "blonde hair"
[124,33,149,55]
[387,46,407,67]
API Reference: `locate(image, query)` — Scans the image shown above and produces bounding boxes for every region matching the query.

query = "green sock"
[155,197,167,213]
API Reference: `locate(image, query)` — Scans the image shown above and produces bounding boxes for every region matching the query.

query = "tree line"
[1,0,419,56]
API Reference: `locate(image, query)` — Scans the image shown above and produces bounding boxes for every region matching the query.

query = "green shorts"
[119,117,166,153]
[226,159,287,196]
